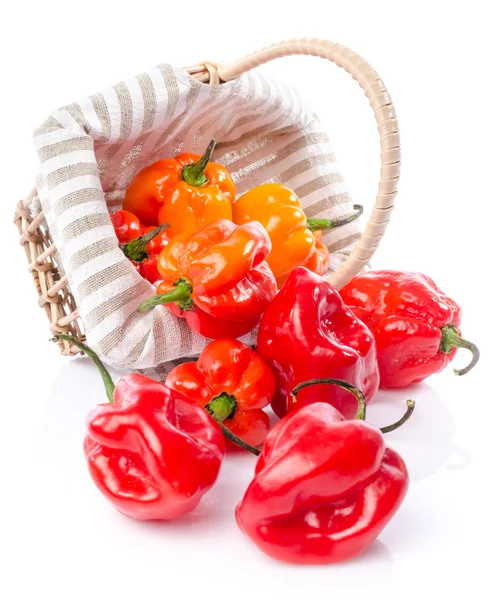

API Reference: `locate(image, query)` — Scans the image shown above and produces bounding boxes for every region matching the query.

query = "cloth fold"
[32,63,360,374]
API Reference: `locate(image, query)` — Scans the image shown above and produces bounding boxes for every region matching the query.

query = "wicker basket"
[14,39,400,360]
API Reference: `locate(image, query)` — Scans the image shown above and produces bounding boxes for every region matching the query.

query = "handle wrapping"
[214,38,400,289]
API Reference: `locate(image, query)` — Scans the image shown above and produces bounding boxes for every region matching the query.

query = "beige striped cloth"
[30,63,361,378]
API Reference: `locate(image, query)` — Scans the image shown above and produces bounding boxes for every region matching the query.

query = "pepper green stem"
[290,378,416,433]
[121,223,169,262]
[306,204,363,233]
[181,139,216,187]
[205,393,238,422]
[290,378,367,421]
[204,393,260,455]
[439,324,480,376]
[51,334,115,403]
[137,279,194,313]
[219,423,261,456]
[380,400,416,434]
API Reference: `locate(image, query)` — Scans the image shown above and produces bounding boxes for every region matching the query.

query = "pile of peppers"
[62,138,479,566]
[110,139,363,337]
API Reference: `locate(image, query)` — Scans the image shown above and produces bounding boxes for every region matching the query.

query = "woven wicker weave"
[14,38,400,358]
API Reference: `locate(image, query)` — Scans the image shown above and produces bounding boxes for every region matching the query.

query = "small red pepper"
[256,266,379,419]
[339,270,480,388]
[55,335,225,521]
[140,226,171,255]
[139,255,161,284]
[236,379,413,565]
[137,219,277,339]
[110,210,141,243]
[117,225,169,284]
[119,224,169,284]
[166,338,276,448]
[119,224,168,263]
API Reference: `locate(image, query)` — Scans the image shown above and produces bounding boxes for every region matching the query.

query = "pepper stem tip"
[219,423,261,456]
[440,325,480,376]
[121,223,169,262]
[290,378,367,421]
[380,399,416,434]
[306,204,363,233]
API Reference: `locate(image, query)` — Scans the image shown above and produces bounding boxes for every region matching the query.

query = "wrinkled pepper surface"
[123,139,235,230]
[233,183,362,287]
[166,338,276,448]
[339,270,480,388]
[257,266,379,419]
[138,219,277,339]
[236,379,410,564]
[57,335,225,521]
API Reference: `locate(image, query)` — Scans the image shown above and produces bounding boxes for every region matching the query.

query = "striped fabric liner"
[31,63,361,375]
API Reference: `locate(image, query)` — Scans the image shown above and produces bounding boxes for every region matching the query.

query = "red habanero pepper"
[236,379,414,565]
[55,335,225,521]
[120,224,169,263]
[140,226,171,255]
[166,339,276,448]
[256,266,379,420]
[137,219,277,339]
[139,255,161,284]
[339,270,480,388]
[110,210,141,243]
[119,224,168,283]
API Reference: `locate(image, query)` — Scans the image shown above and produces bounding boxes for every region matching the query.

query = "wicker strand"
[14,200,85,355]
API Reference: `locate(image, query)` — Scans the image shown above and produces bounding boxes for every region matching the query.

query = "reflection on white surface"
[366,382,470,482]
[41,358,473,542]
[30,269,487,599]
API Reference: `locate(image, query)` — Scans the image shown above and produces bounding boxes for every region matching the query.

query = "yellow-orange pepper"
[232,183,362,287]
[123,139,235,234]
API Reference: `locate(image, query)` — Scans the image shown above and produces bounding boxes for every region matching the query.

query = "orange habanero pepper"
[123,139,236,232]
[137,219,277,339]
[232,183,362,288]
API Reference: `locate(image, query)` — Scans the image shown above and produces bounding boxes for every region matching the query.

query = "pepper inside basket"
[14,38,400,376]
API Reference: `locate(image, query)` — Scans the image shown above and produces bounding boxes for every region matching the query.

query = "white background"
[2,1,488,598]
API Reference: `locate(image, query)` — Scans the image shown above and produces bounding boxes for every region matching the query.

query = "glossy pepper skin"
[236,400,409,565]
[110,210,141,243]
[233,184,362,288]
[138,219,277,339]
[339,270,480,388]
[256,266,379,419]
[123,139,235,230]
[140,225,170,255]
[119,224,168,285]
[166,339,276,448]
[139,254,161,284]
[58,335,225,521]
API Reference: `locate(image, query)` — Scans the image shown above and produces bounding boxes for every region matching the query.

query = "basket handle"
[215,38,400,290]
